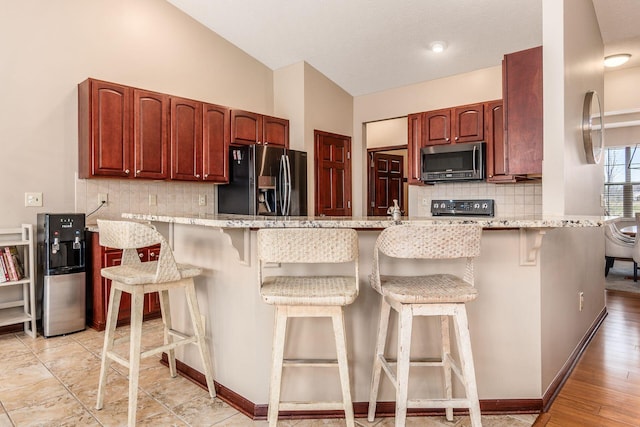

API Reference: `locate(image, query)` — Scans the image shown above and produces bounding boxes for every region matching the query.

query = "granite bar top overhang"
[119,213,606,229]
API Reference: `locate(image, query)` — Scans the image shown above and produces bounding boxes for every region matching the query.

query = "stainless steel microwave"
[421,141,485,183]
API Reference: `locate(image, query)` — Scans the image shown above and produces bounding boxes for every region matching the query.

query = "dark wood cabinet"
[503,46,543,176]
[78,79,132,178]
[88,232,161,331]
[231,110,289,147]
[423,109,451,146]
[79,78,232,183]
[170,97,203,181]
[485,100,513,182]
[452,104,484,143]
[170,98,230,183]
[133,89,169,179]
[203,103,231,182]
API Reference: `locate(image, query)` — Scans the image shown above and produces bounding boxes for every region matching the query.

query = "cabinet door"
[134,89,169,179]
[82,80,132,178]
[407,113,423,185]
[231,110,262,145]
[262,115,289,147]
[103,250,131,324]
[203,103,230,182]
[452,103,484,143]
[171,97,203,181]
[423,109,451,146]
[503,46,543,175]
[485,100,514,182]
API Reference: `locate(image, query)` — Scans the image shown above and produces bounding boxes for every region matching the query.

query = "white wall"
[604,66,640,148]
[0,0,274,227]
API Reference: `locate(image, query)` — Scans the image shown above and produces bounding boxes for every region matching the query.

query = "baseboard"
[160,354,543,420]
[541,306,608,411]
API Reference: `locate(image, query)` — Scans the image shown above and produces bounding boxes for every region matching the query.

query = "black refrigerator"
[218,145,307,216]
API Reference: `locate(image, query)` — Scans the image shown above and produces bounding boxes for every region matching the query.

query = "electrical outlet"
[198,194,207,206]
[24,192,43,207]
[579,292,584,312]
[98,193,108,205]
[149,194,157,206]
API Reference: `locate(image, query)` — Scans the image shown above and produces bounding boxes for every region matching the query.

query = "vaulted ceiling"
[168,0,640,97]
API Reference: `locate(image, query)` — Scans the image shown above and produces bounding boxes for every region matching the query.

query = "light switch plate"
[198,195,206,206]
[25,192,43,207]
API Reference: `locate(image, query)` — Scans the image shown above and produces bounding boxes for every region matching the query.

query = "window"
[603,146,640,217]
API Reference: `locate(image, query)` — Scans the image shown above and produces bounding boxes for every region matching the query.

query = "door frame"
[367,144,408,216]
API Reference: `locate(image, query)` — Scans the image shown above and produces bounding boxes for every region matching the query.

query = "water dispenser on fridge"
[37,213,86,337]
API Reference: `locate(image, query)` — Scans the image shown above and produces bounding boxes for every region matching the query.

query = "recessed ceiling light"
[429,41,447,53]
[604,53,631,68]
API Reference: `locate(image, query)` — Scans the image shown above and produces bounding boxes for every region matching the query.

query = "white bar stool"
[367,224,483,427]
[95,220,215,427]
[257,228,359,427]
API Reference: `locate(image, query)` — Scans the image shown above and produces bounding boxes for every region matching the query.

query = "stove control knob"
[440,203,446,209]
[474,203,480,209]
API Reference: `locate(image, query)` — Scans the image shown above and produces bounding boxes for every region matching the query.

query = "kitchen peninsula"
[117,212,605,417]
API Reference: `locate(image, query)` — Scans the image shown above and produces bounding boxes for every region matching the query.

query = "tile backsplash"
[75,177,216,222]
[411,181,542,218]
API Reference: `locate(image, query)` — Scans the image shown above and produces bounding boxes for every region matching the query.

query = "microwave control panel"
[431,199,495,217]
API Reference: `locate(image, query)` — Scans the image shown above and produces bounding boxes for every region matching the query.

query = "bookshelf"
[0,224,36,337]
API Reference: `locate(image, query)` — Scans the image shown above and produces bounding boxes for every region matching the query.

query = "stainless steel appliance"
[431,199,495,216]
[218,145,307,216]
[37,213,86,337]
[421,141,485,183]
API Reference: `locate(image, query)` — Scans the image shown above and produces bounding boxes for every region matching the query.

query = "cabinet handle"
[195,174,201,178]
[446,138,450,142]
[455,136,459,141]
[137,170,141,174]
[125,169,130,174]
[138,253,143,258]
[204,174,209,178]
[149,252,155,257]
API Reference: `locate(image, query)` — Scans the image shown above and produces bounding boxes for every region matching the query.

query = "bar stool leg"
[331,307,355,427]
[268,306,288,427]
[127,288,145,427]
[441,315,453,421]
[368,297,391,422]
[395,305,413,427]
[158,289,176,377]
[452,306,482,427]
[184,280,216,398]
[96,286,122,410]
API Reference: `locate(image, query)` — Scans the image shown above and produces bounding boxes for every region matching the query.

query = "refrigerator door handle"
[284,154,292,216]
[279,154,286,215]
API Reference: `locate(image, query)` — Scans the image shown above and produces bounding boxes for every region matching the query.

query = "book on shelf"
[0,255,7,283]
[2,246,23,281]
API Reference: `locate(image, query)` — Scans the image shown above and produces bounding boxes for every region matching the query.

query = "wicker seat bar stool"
[95,220,215,427]
[257,228,359,427]
[367,224,483,427]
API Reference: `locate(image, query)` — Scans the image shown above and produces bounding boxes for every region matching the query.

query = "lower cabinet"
[88,231,161,331]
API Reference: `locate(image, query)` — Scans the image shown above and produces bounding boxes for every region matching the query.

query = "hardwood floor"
[535,290,640,427]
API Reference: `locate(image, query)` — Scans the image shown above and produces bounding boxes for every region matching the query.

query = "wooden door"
[452,103,484,143]
[231,110,262,145]
[262,115,289,147]
[202,103,230,182]
[423,109,452,146]
[170,97,203,181]
[82,79,132,178]
[369,152,403,216]
[133,89,168,179]
[407,112,423,185]
[315,130,352,216]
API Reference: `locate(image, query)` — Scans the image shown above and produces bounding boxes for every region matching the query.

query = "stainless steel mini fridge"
[37,213,86,337]
[218,145,307,216]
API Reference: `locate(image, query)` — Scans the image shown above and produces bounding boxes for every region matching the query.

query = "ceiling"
[167,0,640,97]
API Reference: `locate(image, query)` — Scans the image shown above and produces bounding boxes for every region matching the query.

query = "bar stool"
[257,228,359,427]
[367,224,483,427]
[95,220,215,427]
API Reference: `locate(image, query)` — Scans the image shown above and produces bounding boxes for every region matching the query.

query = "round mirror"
[582,90,604,164]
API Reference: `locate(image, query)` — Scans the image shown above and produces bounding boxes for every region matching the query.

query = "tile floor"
[0,319,537,426]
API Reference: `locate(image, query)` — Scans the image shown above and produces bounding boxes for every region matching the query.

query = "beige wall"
[604,66,640,148]
[539,0,606,394]
[0,0,274,227]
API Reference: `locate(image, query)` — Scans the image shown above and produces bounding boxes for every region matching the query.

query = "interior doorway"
[365,118,408,216]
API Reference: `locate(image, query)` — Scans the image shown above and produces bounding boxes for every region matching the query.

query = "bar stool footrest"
[283,358,339,368]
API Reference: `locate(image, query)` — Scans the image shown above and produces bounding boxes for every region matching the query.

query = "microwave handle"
[473,145,477,172]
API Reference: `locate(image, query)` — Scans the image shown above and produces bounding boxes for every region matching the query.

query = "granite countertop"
[116,213,606,229]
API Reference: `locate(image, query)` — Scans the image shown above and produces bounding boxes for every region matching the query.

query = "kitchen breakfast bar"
[120,213,605,417]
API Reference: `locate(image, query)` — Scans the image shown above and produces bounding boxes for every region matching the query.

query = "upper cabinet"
[79,78,273,184]
[502,46,543,177]
[231,110,289,147]
[79,79,132,179]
